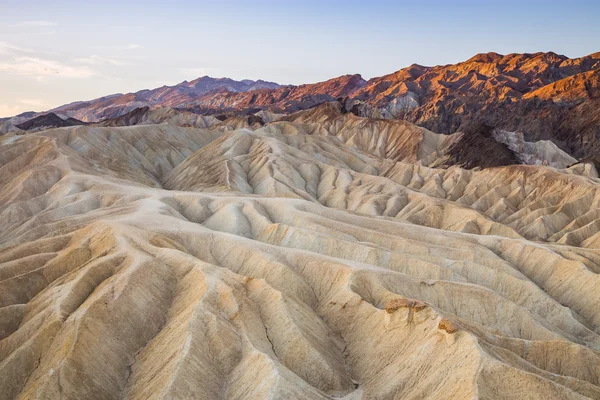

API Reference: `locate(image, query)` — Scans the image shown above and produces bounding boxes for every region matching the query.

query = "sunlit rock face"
[7,51,600,165]
[1,114,600,399]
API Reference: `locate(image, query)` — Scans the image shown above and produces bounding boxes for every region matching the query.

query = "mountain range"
[2,50,600,399]
[2,51,599,164]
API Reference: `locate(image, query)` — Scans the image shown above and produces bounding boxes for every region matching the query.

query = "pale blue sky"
[1,0,599,116]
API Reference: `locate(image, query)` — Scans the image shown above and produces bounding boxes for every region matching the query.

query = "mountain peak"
[184,76,280,92]
[466,52,504,63]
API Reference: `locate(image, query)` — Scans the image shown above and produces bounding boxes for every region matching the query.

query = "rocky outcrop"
[438,318,459,334]
[385,298,427,313]
[434,124,520,169]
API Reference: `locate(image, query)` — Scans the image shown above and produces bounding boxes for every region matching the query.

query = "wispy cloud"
[19,98,48,107]
[179,67,242,79]
[96,43,142,51]
[75,55,129,66]
[0,41,34,54]
[35,30,57,36]
[179,67,220,77]
[0,57,95,79]
[13,21,57,27]
[0,103,24,118]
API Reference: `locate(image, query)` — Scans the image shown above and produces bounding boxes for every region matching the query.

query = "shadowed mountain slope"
[15,113,86,132]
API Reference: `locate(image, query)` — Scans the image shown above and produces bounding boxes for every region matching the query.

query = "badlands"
[1,100,600,399]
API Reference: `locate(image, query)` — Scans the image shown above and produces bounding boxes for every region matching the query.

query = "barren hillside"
[1,110,599,399]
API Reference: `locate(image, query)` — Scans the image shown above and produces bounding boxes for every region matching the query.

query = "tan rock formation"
[1,120,600,399]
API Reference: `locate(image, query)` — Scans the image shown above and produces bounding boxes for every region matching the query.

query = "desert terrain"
[2,94,600,399]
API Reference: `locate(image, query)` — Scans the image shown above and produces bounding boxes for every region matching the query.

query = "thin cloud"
[179,67,243,78]
[35,30,57,36]
[75,55,129,66]
[0,103,24,117]
[179,67,219,77]
[96,43,142,51]
[0,41,34,54]
[0,57,95,78]
[19,98,47,107]
[13,21,57,27]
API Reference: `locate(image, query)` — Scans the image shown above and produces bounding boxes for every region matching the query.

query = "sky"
[0,0,599,117]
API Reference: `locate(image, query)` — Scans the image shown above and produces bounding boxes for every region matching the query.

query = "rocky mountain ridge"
[4,51,600,164]
[47,76,281,122]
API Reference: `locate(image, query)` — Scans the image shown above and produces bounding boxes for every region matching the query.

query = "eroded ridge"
[1,123,600,399]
